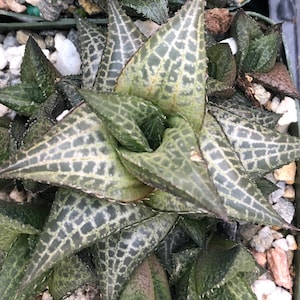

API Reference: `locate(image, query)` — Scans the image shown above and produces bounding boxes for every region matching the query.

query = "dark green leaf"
[119,116,227,219]
[92,213,176,299]
[0,103,152,201]
[19,188,155,291]
[94,0,146,92]
[81,89,166,152]
[116,0,207,134]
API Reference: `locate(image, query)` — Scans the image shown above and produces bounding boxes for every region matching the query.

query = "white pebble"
[272,238,289,251]
[3,35,18,49]
[266,286,292,300]
[219,37,238,55]
[276,97,297,126]
[273,198,295,224]
[56,110,70,122]
[271,96,280,112]
[54,33,81,76]
[253,83,271,105]
[286,234,297,250]
[5,45,25,75]
[0,103,11,117]
[251,279,276,300]
[0,45,8,70]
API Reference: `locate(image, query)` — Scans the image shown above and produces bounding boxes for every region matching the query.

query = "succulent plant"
[0,0,298,299]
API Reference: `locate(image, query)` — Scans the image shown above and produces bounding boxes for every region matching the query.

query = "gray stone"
[273,198,295,224]
[250,226,274,252]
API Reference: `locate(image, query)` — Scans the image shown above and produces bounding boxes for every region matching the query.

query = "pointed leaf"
[230,9,263,69]
[119,116,227,219]
[182,239,256,299]
[21,36,60,99]
[49,253,96,300]
[121,0,169,24]
[207,43,236,86]
[0,235,50,300]
[75,16,106,88]
[19,188,155,292]
[81,89,166,152]
[116,0,206,134]
[94,0,145,92]
[92,213,176,299]
[120,254,172,300]
[0,103,152,201]
[209,105,300,178]
[0,83,41,116]
[0,125,10,163]
[242,33,280,73]
[199,113,289,226]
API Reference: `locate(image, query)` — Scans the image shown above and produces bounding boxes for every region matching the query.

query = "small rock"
[3,33,18,49]
[271,230,284,240]
[0,0,26,12]
[219,37,238,55]
[16,30,46,49]
[269,187,285,204]
[266,286,292,300]
[9,187,27,202]
[286,234,297,250]
[271,96,281,112]
[253,83,271,105]
[26,0,40,6]
[283,185,295,199]
[0,71,11,88]
[0,45,8,70]
[274,162,296,185]
[41,290,53,300]
[250,226,274,252]
[272,198,295,224]
[0,103,11,117]
[272,238,289,251]
[239,223,260,242]
[252,251,267,267]
[251,279,276,300]
[266,247,293,290]
[44,35,55,49]
[54,33,81,75]
[276,96,297,126]
[78,0,102,15]
[38,0,74,21]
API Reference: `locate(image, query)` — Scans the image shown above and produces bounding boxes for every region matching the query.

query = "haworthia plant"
[0,0,298,298]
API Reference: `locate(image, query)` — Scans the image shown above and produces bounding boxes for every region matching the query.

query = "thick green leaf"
[48,253,97,300]
[201,274,257,300]
[120,254,172,300]
[21,36,60,100]
[0,235,50,300]
[92,213,176,300]
[207,43,236,86]
[209,105,300,178]
[81,89,166,152]
[75,16,106,88]
[206,77,235,98]
[19,188,155,291]
[199,113,288,226]
[180,239,256,299]
[242,33,280,73]
[0,125,10,162]
[121,0,169,24]
[116,0,206,134]
[94,0,145,92]
[231,9,263,69]
[0,103,152,201]
[0,83,41,116]
[119,116,227,219]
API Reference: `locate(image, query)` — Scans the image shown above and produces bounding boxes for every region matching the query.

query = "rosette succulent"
[0,0,298,299]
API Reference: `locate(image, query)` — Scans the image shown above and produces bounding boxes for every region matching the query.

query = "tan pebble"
[16,30,46,49]
[286,234,298,250]
[6,0,26,13]
[283,185,295,199]
[78,0,103,15]
[274,162,296,184]
[266,247,293,290]
[252,251,267,267]
[271,229,284,240]
[9,188,27,202]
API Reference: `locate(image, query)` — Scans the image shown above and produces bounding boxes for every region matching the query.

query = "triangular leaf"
[0,83,41,116]
[0,103,152,201]
[48,253,97,299]
[209,105,300,178]
[21,36,60,99]
[75,16,106,88]
[199,113,289,226]
[118,116,227,219]
[120,254,172,300]
[121,0,169,24]
[92,213,176,299]
[116,0,206,134]
[19,188,155,292]
[94,0,145,92]
[81,89,166,152]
